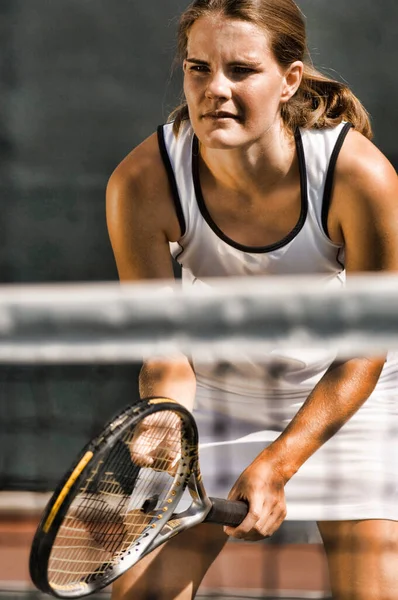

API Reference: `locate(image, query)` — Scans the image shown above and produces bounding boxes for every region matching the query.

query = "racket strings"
[48,410,188,588]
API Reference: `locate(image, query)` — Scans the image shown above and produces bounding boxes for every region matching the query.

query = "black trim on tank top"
[336,247,345,270]
[173,241,184,263]
[321,122,353,238]
[157,125,186,237]
[191,130,308,254]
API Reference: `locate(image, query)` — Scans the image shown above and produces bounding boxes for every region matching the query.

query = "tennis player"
[106,0,398,598]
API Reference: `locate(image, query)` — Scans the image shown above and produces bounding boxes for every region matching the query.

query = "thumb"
[224,492,262,537]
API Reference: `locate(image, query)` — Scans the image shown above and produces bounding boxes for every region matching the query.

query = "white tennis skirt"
[194,380,398,522]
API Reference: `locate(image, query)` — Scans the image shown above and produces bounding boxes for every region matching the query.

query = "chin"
[195,125,247,150]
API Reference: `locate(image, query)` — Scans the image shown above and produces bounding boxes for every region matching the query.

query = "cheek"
[183,77,200,106]
[183,80,202,122]
[184,72,205,91]
[243,81,283,115]
[183,76,189,98]
[238,88,266,115]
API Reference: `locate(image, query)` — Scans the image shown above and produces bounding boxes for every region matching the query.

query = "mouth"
[202,111,240,121]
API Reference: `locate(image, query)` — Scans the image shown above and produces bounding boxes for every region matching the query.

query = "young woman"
[106,0,398,598]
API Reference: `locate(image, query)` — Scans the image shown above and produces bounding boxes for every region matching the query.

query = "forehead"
[186,15,272,60]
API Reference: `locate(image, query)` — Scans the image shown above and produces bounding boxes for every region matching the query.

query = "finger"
[224,495,263,538]
[255,504,287,537]
[151,440,181,473]
[129,431,155,467]
[129,415,182,468]
[131,430,181,473]
[225,508,270,540]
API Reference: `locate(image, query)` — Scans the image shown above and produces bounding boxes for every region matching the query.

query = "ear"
[280,61,304,103]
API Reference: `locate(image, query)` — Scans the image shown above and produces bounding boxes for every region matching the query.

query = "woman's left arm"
[226,131,398,540]
[267,130,398,479]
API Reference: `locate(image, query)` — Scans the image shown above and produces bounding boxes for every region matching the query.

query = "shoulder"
[328,128,398,269]
[106,130,181,242]
[335,128,397,200]
[107,132,166,206]
[328,128,397,240]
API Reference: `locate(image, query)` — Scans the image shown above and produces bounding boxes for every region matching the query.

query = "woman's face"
[183,15,299,149]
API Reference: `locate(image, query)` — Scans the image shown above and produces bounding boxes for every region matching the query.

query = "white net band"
[0,275,397,363]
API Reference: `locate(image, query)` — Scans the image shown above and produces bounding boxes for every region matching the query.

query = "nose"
[205,70,232,101]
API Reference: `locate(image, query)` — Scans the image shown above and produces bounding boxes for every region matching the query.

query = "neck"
[199,122,297,195]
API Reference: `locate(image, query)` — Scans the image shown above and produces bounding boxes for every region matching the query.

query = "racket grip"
[205,497,248,526]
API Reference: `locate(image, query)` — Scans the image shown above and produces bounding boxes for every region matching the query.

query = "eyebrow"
[185,57,262,67]
[185,58,209,65]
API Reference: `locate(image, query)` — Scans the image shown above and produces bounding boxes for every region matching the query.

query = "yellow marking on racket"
[43,451,94,533]
[52,583,88,591]
[109,414,129,431]
[166,519,181,530]
[149,398,179,405]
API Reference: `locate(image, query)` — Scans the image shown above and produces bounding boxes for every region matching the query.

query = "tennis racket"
[29,397,248,598]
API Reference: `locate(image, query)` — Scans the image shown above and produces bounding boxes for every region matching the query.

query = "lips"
[202,111,240,120]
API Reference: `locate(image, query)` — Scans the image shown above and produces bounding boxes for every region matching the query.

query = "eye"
[186,64,209,73]
[232,66,256,75]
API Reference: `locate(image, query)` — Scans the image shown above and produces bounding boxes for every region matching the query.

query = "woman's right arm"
[106,133,196,410]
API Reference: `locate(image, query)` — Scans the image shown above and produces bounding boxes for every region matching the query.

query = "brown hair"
[169,0,372,138]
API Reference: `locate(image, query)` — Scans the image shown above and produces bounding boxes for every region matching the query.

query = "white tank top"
[157,120,398,398]
[159,120,350,282]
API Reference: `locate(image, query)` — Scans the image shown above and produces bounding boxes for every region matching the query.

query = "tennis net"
[2,274,398,599]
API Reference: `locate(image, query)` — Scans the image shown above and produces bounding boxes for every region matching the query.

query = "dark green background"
[0,0,396,489]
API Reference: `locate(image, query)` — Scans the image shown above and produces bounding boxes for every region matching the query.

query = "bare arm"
[106,133,196,409]
[226,131,398,539]
[269,131,398,479]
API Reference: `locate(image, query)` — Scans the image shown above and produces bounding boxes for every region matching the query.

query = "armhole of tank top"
[321,122,353,238]
[157,125,186,238]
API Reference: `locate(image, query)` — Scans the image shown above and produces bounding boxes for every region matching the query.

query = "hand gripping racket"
[29,397,248,598]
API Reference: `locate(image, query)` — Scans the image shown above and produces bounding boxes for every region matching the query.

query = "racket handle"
[205,497,248,526]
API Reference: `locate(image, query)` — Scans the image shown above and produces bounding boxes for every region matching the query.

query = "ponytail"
[281,64,372,138]
[168,103,189,137]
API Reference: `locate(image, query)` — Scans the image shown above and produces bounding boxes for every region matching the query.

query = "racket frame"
[30,398,201,598]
